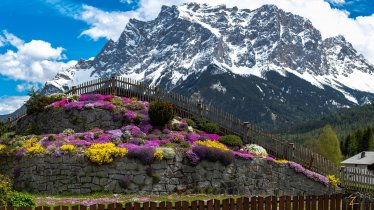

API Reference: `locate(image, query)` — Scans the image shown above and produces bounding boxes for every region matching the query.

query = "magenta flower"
[200,132,221,141]
[52,98,68,107]
[123,97,132,103]
[233,151,254,160]
[125,111,137,120]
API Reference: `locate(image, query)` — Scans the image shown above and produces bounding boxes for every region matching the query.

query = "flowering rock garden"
[0,94,338,205]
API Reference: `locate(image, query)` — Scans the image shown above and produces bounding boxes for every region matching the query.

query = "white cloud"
[79,5,141,41]
[16,83,40,92]
[74,0,374,65]
[0,96,29,115]
[0,31,77,83]
[326,0,345,5]
[120,0,135,4]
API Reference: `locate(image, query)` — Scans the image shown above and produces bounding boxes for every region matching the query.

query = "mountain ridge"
[13,3,374,129]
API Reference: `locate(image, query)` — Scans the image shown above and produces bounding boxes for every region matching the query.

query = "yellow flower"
[60,144,76,154]
[0,144,6,154]
[26,143,45,156]
[327,175,340,188]
[22,137,38,148]
[85,143,128,165]
[275,159,289,164]
[195,140,228,151]
[154,149,164,160]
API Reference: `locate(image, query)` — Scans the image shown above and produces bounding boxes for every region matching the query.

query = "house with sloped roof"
[341,151,374,171]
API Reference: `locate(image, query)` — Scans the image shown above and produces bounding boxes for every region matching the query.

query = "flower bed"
[0,94,332,187]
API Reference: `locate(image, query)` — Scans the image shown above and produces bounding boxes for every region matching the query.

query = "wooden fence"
[5,77,340,177]
[1,194,374,210]
[341,167,374,193]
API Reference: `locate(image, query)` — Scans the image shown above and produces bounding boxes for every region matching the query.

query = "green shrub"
[48,93,66,102]
[186,119,196,128]
[219,135,243,147]
[8,191,35,207]
[0,122,9,137]
[25,91,64,115]
[0,174,12,206]
[180,141,191,148]
[149,101,175,126]
[191,117,206,129]
[202,122,220,133]
[20,123,40,136]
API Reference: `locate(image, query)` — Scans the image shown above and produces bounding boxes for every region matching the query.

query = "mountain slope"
[39,3,374,129]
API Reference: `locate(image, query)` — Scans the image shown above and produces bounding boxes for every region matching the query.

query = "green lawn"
[34,194,239,206]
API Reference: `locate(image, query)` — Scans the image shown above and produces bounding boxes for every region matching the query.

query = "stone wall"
[0,154,336,196]
[16,109,122,133]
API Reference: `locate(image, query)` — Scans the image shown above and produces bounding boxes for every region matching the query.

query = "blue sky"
[0,0,374,114]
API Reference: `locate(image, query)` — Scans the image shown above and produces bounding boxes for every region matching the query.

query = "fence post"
[198,102,203,118]
[308,153,315,170]
[71,86,77,95]
[340,166,345,189]
[111,76,116,95]
[287,143,295,160]
[155,86,160,101]
[243,122,250,144]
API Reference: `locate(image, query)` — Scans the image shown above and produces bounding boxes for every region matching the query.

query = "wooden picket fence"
[5,77,340,177]
[341,167,374,193]
[1,194,374,210]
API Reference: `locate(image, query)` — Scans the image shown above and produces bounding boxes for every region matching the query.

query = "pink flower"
[125,111,137,120]
[52,98,68,107]
[123,98,132,103]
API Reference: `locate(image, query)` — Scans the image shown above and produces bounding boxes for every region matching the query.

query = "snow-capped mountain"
[41,3,374,129]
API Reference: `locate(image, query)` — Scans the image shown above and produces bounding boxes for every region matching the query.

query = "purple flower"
[118,143,139,150]
[192,145,234,166]
[16,148,26,158]
[83,132,94,141]
[139,122,153,134]
[107,129,123,140]
[266,155,276,162]
[185,149,200,164]
[144,140,165,147]
[68,140,92,146]
[65,101,85,110]
[233,151,254,160]
[288,161,305,173]
[162,128,171,134]
[186,133,200,143]
[80,94,105,102]
[103,103,115,110]
[125,111,137,120]
[122,125,145,137]
[127,146,156,165]
[127,138,144,145]
[41,141,53,147]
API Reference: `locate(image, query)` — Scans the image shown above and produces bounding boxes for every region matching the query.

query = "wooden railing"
[341,167,374,193]
[7,77,340,176]
[0,194,373,210]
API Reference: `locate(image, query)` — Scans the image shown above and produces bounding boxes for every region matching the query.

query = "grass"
[34,194,240,206]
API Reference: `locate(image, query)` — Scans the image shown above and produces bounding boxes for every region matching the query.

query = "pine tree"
[347,135,358,156]
[368,135,374,151]
[317,124,343,165]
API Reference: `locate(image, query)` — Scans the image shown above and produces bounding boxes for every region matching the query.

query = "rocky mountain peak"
[36,3,374,129]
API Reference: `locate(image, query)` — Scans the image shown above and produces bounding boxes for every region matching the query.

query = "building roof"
[341,151,374,165]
